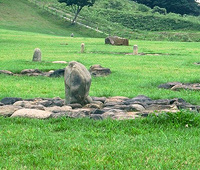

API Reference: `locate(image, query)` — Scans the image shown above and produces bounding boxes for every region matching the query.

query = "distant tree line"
[132,0,200,15]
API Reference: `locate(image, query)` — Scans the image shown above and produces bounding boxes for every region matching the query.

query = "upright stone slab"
[32,48,41,62]
[81,43,85,53]
[64,61,92,105]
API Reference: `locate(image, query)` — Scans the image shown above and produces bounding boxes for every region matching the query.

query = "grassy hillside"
[36,0,200,41]
[0,0,104,37]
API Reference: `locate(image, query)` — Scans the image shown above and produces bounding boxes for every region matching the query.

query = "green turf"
[0,0,200,169]
[0,28,199,104]
[1,112,200,169]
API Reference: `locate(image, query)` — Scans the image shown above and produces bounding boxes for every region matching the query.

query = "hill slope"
[0,0,104,37]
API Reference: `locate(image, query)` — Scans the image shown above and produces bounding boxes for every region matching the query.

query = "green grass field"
[0,0,200,169]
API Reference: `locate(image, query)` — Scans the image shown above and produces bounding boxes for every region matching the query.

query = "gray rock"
[91,97,107,103]
[0,105,21,117]
[32,48,41,62]
[102,109,137,120]
[89,65,111,77]
[64,61,92,105]
[130,104,145,112]
[1,97,23,105]
[45,106,72,118]
[67,103,82,109]
[13,101,45,110]
[84,102,103,109]
[67,108,93,118]
[158,82,182,89]
[49,68,65,78]
[0,102,4,106]
[105,96,129,103]
[11,109,52,119]
[21,69,42,75]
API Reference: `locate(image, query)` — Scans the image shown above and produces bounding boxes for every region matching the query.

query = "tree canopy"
[58,0,96,23]
[132,0,200,15]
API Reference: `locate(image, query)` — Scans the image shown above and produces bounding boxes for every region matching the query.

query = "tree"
[58,0,96,23]
[132,0,200,15]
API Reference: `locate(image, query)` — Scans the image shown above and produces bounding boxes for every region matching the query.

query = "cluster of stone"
[0,95,199,120]
[158,82,200,91]
[0,65,111,78]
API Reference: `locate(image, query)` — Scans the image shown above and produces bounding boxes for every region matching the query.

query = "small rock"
[11,109,52,119]
[130,104,145,112]
[84,102,103,109]
[89,65,111,77]
[67,103,82,109]
[91,97,107,103]
[1,97,23,105]
[105,96,129,103]
[49,68,65,77]
[13,101,45,110]
[21,69,42,74]
[0,105,21,117]
[0,70,14,75]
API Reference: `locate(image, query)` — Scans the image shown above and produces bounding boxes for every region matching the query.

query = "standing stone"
[81,43,85,53]
[64,61,92,105]
[32,48,41,62]
[133,45,138,55]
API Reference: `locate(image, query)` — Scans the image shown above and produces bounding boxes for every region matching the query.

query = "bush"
[152,6,167,15]
[137,4,150,12]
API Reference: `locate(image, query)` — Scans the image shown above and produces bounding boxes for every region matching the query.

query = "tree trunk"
[72,6,82,24]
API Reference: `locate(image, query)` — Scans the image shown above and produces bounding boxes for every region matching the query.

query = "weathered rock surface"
[11,109,52,119]
[32,48,41,62]
[1,97,23,105]
[0,105,21,117]
[159,82,200,91]
[64,61,92,105]
[89,65,111,77]
[49,68,65,77]
[105,36,129,46]
[0,95,199,120]
[0,70,14,75]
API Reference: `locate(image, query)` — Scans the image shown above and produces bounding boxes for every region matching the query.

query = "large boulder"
[64,61,92,105]
[105,36,129,46]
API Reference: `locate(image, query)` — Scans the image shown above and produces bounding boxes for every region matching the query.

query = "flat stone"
[21,69,42,74]
[67,108,93,118]
[46,106,72,118]
[0,70,14,75]
[89,65,111,77]
[1,97,23,105]
[13,101,45,110]
[105,96,129,103]
[11,109,52,119]
[49,68,65,77]
[130,104,145,112]
[0,105,21,117]
[67,103,82,109]
[91,97,107,103]
[84,102,103,109]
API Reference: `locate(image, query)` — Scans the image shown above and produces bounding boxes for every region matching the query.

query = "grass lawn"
[1,113,200,169]
[0,28,199,104]
[0,0,200,169]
